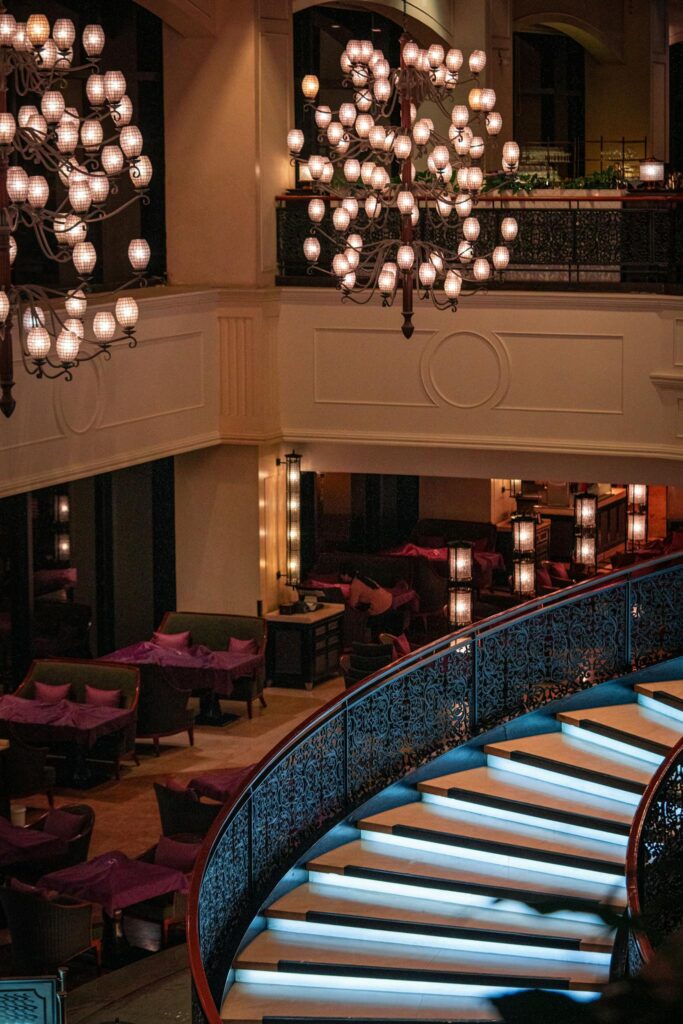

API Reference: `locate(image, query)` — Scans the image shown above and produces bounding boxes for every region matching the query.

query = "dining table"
[188,765,256,803]
[0,815,68,869]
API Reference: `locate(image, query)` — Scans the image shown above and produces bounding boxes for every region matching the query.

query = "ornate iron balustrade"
[189,553,683,1023]
[275,193,683,290]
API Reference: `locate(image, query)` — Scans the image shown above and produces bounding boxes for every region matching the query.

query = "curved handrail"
[189,550,683,1023]
[626,734,683,966]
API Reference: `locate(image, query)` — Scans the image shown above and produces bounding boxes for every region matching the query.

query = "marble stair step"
[357,800,626,884]
[221,980,501,1022]
[635,679,683,722]
[266,881,613,962]
[418,765,632,843]
[484,731,652,804]
[307,838,625,920]
[234,929,609,995]
[557,702,682,764]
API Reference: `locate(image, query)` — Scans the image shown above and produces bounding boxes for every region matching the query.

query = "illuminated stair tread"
[635,679,683,713]
[484,732,652,792]
[557,703,682,756]
[358,802,625,874]
[233,929,609,989]
[221,981,502,1022]
[265,881,614,951]
[307,839,626,912]
[418,765,632,835]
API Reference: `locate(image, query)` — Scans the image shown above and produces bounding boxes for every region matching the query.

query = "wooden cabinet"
[265,605,344,689]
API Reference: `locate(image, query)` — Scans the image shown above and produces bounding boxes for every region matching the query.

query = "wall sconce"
[447,540,473,627]
[627,483,648,551]
[54,493,70,524]
[280,450,302,588]
[55,533,71,562]
[511,514,536,598]
[573,493,598,574]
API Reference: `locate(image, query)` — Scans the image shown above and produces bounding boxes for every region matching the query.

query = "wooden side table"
[265,604,344,689]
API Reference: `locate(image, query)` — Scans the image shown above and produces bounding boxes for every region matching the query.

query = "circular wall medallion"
[421,330,509,409]
[53,357,104,436]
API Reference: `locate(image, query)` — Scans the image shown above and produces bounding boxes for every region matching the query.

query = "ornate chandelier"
[287,24,520,338]
[0,5,154,418]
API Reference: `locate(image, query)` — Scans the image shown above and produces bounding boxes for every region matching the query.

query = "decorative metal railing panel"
[190,554,683,1023]
[275,196,683,288]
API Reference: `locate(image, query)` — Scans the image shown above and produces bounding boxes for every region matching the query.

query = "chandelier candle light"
[288,23,519,337]
[0,5,154,418]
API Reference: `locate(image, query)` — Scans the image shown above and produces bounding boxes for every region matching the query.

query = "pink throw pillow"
[154,836,201,874]
[152,630,191,650]
[229,637,258,655]
[85,684,121,708]
[34,681,71,703]
[43,809,85,839]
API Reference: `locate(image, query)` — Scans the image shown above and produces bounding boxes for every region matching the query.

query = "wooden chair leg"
[258,693,267,708]
[188,726,195,747]
[247,700,253,720]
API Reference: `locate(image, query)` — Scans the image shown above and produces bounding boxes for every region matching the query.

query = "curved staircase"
[221,677,683,1022]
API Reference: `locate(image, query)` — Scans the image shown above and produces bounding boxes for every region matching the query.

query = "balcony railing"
[188,552,683,1023]
[276,192,683,292]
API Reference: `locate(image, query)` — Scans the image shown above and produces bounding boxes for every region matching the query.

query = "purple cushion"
[152,630,191,650]
[42,809,85,839]
[154,836,201,874]
[34,681,71,703]
[85,684,120,708]
[229,637,258,655]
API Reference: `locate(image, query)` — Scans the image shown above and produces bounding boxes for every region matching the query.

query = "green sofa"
[16,658,140,779]
[157,612,267,719]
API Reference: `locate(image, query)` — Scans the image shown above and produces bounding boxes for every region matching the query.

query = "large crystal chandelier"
[287,22,520,338]
[0,5,154,418]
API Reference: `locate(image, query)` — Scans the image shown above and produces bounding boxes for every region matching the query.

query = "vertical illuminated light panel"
[511,514,536,598]
[627,484,648,552]
[285,450,302,588]
[54,493,70,523]
[573,493,598,575]
[55,533,71,562]
[447,540,473,627]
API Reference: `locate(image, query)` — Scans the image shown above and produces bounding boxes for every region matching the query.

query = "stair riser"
[559,723,664,766]
[420,792,629,847]
[637,693,683,724]
[358,831,625,887]
[266,919,612,965]
[235,969,603,1001]
[485,754,642,806]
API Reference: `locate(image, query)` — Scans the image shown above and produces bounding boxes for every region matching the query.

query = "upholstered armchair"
[153,782,221,837]
[135,673,195,755]
[0,884,101,972]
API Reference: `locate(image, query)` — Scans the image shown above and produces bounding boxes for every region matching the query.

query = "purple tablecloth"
[39,850,189,917]
[103,642,263,697]
[188,765,255,803]
[0,817,68,867]
[0,696,135,748]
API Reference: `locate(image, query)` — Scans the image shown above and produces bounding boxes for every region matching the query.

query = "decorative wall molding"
[651,372,683,393]
[421,329,510,409]
[134,0,216,37]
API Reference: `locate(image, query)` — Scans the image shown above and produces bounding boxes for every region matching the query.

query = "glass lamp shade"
[27,114,48,141]
[53,18,76,49]
[355,114,373,139]
[332,207,350,232]
[81,119,104,150]
[369,125,386,149]
[512,515,536,555]
[307,198,325,223]
[437,196,452,218]
[444,270,462,299]
[397,245,415,272]
[396,190,415,216]
[365,195,381,219]
[448,541,473,583]
[393,136,412,162]
[470,136,485,160]
[342,271,356,291]
[120,125,143,158]
[639,158,664,183]
[627,484,647,508]
[418,262,436,288]
[575,535,596,567]
[27,326,51,358]
[455,193,473,218]
[473,257,490,281]
[56,121,79,153]
[83,24,105,57]
[371,166,389,190]
[65,289,87,318]
[492,245,510,270]
[332,253,350,277]
[347,233,362,253]
[448,587,472,628]
[446,48,463,72]
[89,172,110,205]
[412,120,431,146]
[26,14,50,46]
[9,237,16,264]
[18,105,38,129]
[128,238,151,271]
[7,167,29,203]
[402,40,419,66]
[628,513,647,546]
[130,155,153,188]
[374,78,391,103]
[501,216,518,241]
[513,560,535,597]
[327,121,344,146]
[462,217,480,242]
[360,161,376,185]
[307,154,325,179]
[344,246,359,270]
[343,159,360,182]
[13,23,31,52]
[104,71,127,103]
[64,214,87,247]
[314,105,332,130]
[64,317,84,340]
[502,141,520,172]
[468,87,483,111]
[56,328,81,362]
[86,74,106,106]
[303,236,320,262]
[41,91,65,122]
[27,176,49,208]
[0,292,8,322]
[301,75,319,99]
[73,241,97,275]
[0,113,15,145]
[93,311,116,342]
[486,111,503,136]
[69,180,92,213]
[379,262,397,294]
[339,103,356,127]
[54,495,70,522]
[480,88,496,112]
[457,240,474,263]
[112,96,134,128]
[23,305,45,331]
[102,144,125,176]
[115,297,139,329]
[0,14,16,45]
[431,144,450,170]
[469,49,487,73]
[575,493,597,530]
[55,533,71,561]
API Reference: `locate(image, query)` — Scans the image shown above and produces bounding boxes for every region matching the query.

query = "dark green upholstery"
[158,612,267,718]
